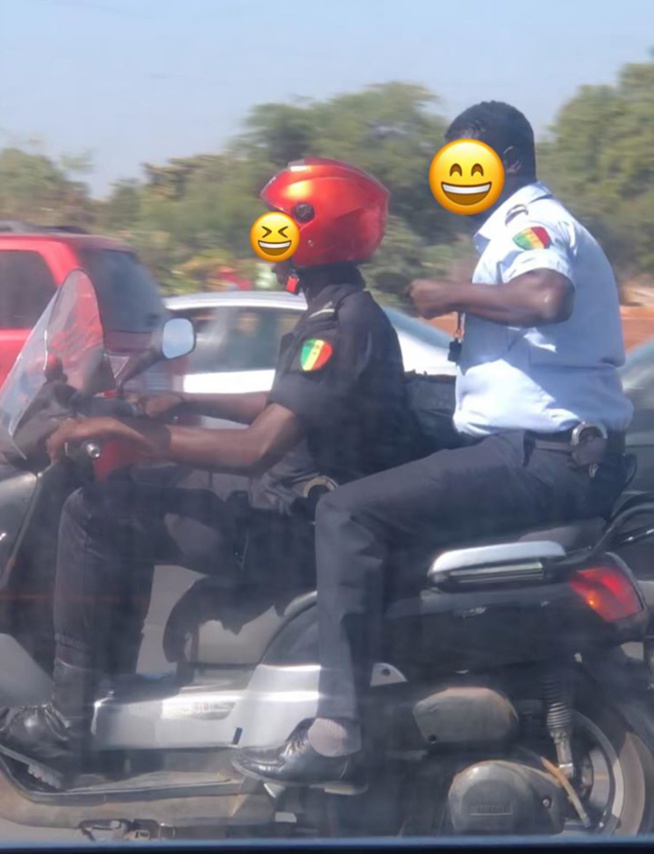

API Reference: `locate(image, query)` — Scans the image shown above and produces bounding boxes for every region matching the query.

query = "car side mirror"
[160,317,195,360]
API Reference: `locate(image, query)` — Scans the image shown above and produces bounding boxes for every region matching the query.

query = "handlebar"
[64,440,103,462]
[71,394,145,420]
[63,397,153,462]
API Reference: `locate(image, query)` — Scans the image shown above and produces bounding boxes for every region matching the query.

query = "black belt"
[527,428,626,455]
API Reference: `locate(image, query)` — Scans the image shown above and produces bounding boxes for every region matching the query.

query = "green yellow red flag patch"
[300,338,333,371]
[513,226,551,251]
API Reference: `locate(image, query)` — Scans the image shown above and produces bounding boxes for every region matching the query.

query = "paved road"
[0,564,200,844]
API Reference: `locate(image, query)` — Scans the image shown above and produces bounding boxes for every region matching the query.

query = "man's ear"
[502,145,522,176]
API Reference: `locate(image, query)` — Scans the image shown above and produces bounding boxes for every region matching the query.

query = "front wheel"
[565,695,654,835]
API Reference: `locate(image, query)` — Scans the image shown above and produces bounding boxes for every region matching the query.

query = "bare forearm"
[165,425,273,471]
[103,419,279,473]
[180,392,268,424]
[47,404,303,471]
[411,271,574,327]
[452,282,557,325]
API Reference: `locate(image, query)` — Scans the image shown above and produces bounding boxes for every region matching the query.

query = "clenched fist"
[408,279,456,319]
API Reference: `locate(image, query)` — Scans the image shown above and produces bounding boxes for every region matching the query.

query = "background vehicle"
[0,221,178,394]
[165,291,456,396]
[0,271,653,840]
[620,340,654,492]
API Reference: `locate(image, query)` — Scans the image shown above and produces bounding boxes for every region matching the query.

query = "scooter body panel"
[0,465,37,588]
[90,661,517,754]
[92,663,321,751]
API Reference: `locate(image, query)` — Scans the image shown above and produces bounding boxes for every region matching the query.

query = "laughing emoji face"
[429,139,504,216]
[250,212,300,262]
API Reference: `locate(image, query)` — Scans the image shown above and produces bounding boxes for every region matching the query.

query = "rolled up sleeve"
[500,221,575,285]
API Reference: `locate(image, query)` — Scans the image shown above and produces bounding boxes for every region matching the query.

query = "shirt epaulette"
[308,300,336,320]
[505,204,529,226]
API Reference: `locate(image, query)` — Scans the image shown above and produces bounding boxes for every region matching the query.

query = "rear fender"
[582,647,654,754]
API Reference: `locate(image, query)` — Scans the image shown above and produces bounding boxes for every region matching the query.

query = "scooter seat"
[511,517,605,550]
[425,518,605,585]
[163,580,316,666]
[164,518,607,668]
[453,517,604,552]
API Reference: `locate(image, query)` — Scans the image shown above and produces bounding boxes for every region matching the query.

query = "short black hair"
[445,101,536,179]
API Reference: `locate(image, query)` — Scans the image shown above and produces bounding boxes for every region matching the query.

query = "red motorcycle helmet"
[260,157,389,290]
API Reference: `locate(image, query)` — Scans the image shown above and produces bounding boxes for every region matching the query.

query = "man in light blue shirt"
[236,102,634,788]
[447,179,632,438]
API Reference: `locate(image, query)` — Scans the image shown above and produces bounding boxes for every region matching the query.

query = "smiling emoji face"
[429,139,504,216]
[250,212,300,262]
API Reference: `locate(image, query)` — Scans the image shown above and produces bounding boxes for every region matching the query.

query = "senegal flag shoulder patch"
[513,225,551,250]
[300,338,333,371]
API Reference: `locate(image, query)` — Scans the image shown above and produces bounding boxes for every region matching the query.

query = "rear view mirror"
[115,316,196,396]
[161,317,195,360]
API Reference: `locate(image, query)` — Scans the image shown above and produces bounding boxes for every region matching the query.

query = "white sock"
[307,717,361,757]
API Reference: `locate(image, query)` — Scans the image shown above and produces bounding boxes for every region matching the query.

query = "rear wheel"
[325,690,654,838]
[568,698,654,835]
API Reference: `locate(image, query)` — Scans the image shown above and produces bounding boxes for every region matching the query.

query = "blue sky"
[0,0,652,196]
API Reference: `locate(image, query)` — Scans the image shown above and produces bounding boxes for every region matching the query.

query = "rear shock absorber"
[542,668,575,779]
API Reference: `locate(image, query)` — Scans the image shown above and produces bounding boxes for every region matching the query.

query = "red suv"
[0,222,179,391]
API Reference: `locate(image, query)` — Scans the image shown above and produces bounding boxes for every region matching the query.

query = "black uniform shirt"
[266,271,415,487]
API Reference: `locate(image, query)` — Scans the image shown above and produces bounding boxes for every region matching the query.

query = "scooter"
[0,269,653,841]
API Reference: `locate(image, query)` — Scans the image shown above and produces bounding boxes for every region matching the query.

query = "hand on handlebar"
[46,416,122,464]
[134,392,186,421]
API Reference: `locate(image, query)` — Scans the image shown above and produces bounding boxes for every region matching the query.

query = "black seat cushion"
[459,518,604,552]
[163,579,316,666]
[514,518,605,550]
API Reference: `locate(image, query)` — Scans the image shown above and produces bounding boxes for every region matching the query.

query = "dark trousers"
[53,465,313,672]
[314,427,629,722]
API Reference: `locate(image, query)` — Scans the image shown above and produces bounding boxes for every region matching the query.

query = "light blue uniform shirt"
[454,181,633,437]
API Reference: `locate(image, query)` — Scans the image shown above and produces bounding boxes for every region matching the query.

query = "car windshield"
[76,249,166,334]
[4,2,654,849]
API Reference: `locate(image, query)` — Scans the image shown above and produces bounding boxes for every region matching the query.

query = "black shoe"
[233,727,365,793]
[0,658,97,789]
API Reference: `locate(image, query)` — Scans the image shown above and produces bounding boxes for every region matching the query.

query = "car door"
[620,342,654,492]
[0,251,57,387]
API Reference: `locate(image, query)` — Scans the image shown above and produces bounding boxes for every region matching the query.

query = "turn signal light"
[568,564,644,622]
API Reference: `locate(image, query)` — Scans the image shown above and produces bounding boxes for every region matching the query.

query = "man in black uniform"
[236,102,634,787]
[0,157,415,786]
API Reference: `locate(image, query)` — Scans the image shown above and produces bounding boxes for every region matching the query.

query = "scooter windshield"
[0,269,108,456]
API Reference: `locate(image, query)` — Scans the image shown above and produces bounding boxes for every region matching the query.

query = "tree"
[13,65,654,301]
[0,148,93,227]
[238,83,456,245]
[540,58,654,279]
[365,215,426,307]
[98,179,141,232]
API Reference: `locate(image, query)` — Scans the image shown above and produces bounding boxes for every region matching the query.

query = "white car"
[165,291,455,396]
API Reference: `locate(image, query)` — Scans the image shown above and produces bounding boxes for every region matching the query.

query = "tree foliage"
[5,64,654,298]
[539,58,654,277]
[0,148,93,227]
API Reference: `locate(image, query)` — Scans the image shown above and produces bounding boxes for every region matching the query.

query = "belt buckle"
[571,422,608,447]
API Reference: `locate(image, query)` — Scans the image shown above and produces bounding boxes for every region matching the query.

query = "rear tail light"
[568,564,644,622]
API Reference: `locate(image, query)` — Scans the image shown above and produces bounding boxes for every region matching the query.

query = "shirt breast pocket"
[461,315,511,369]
